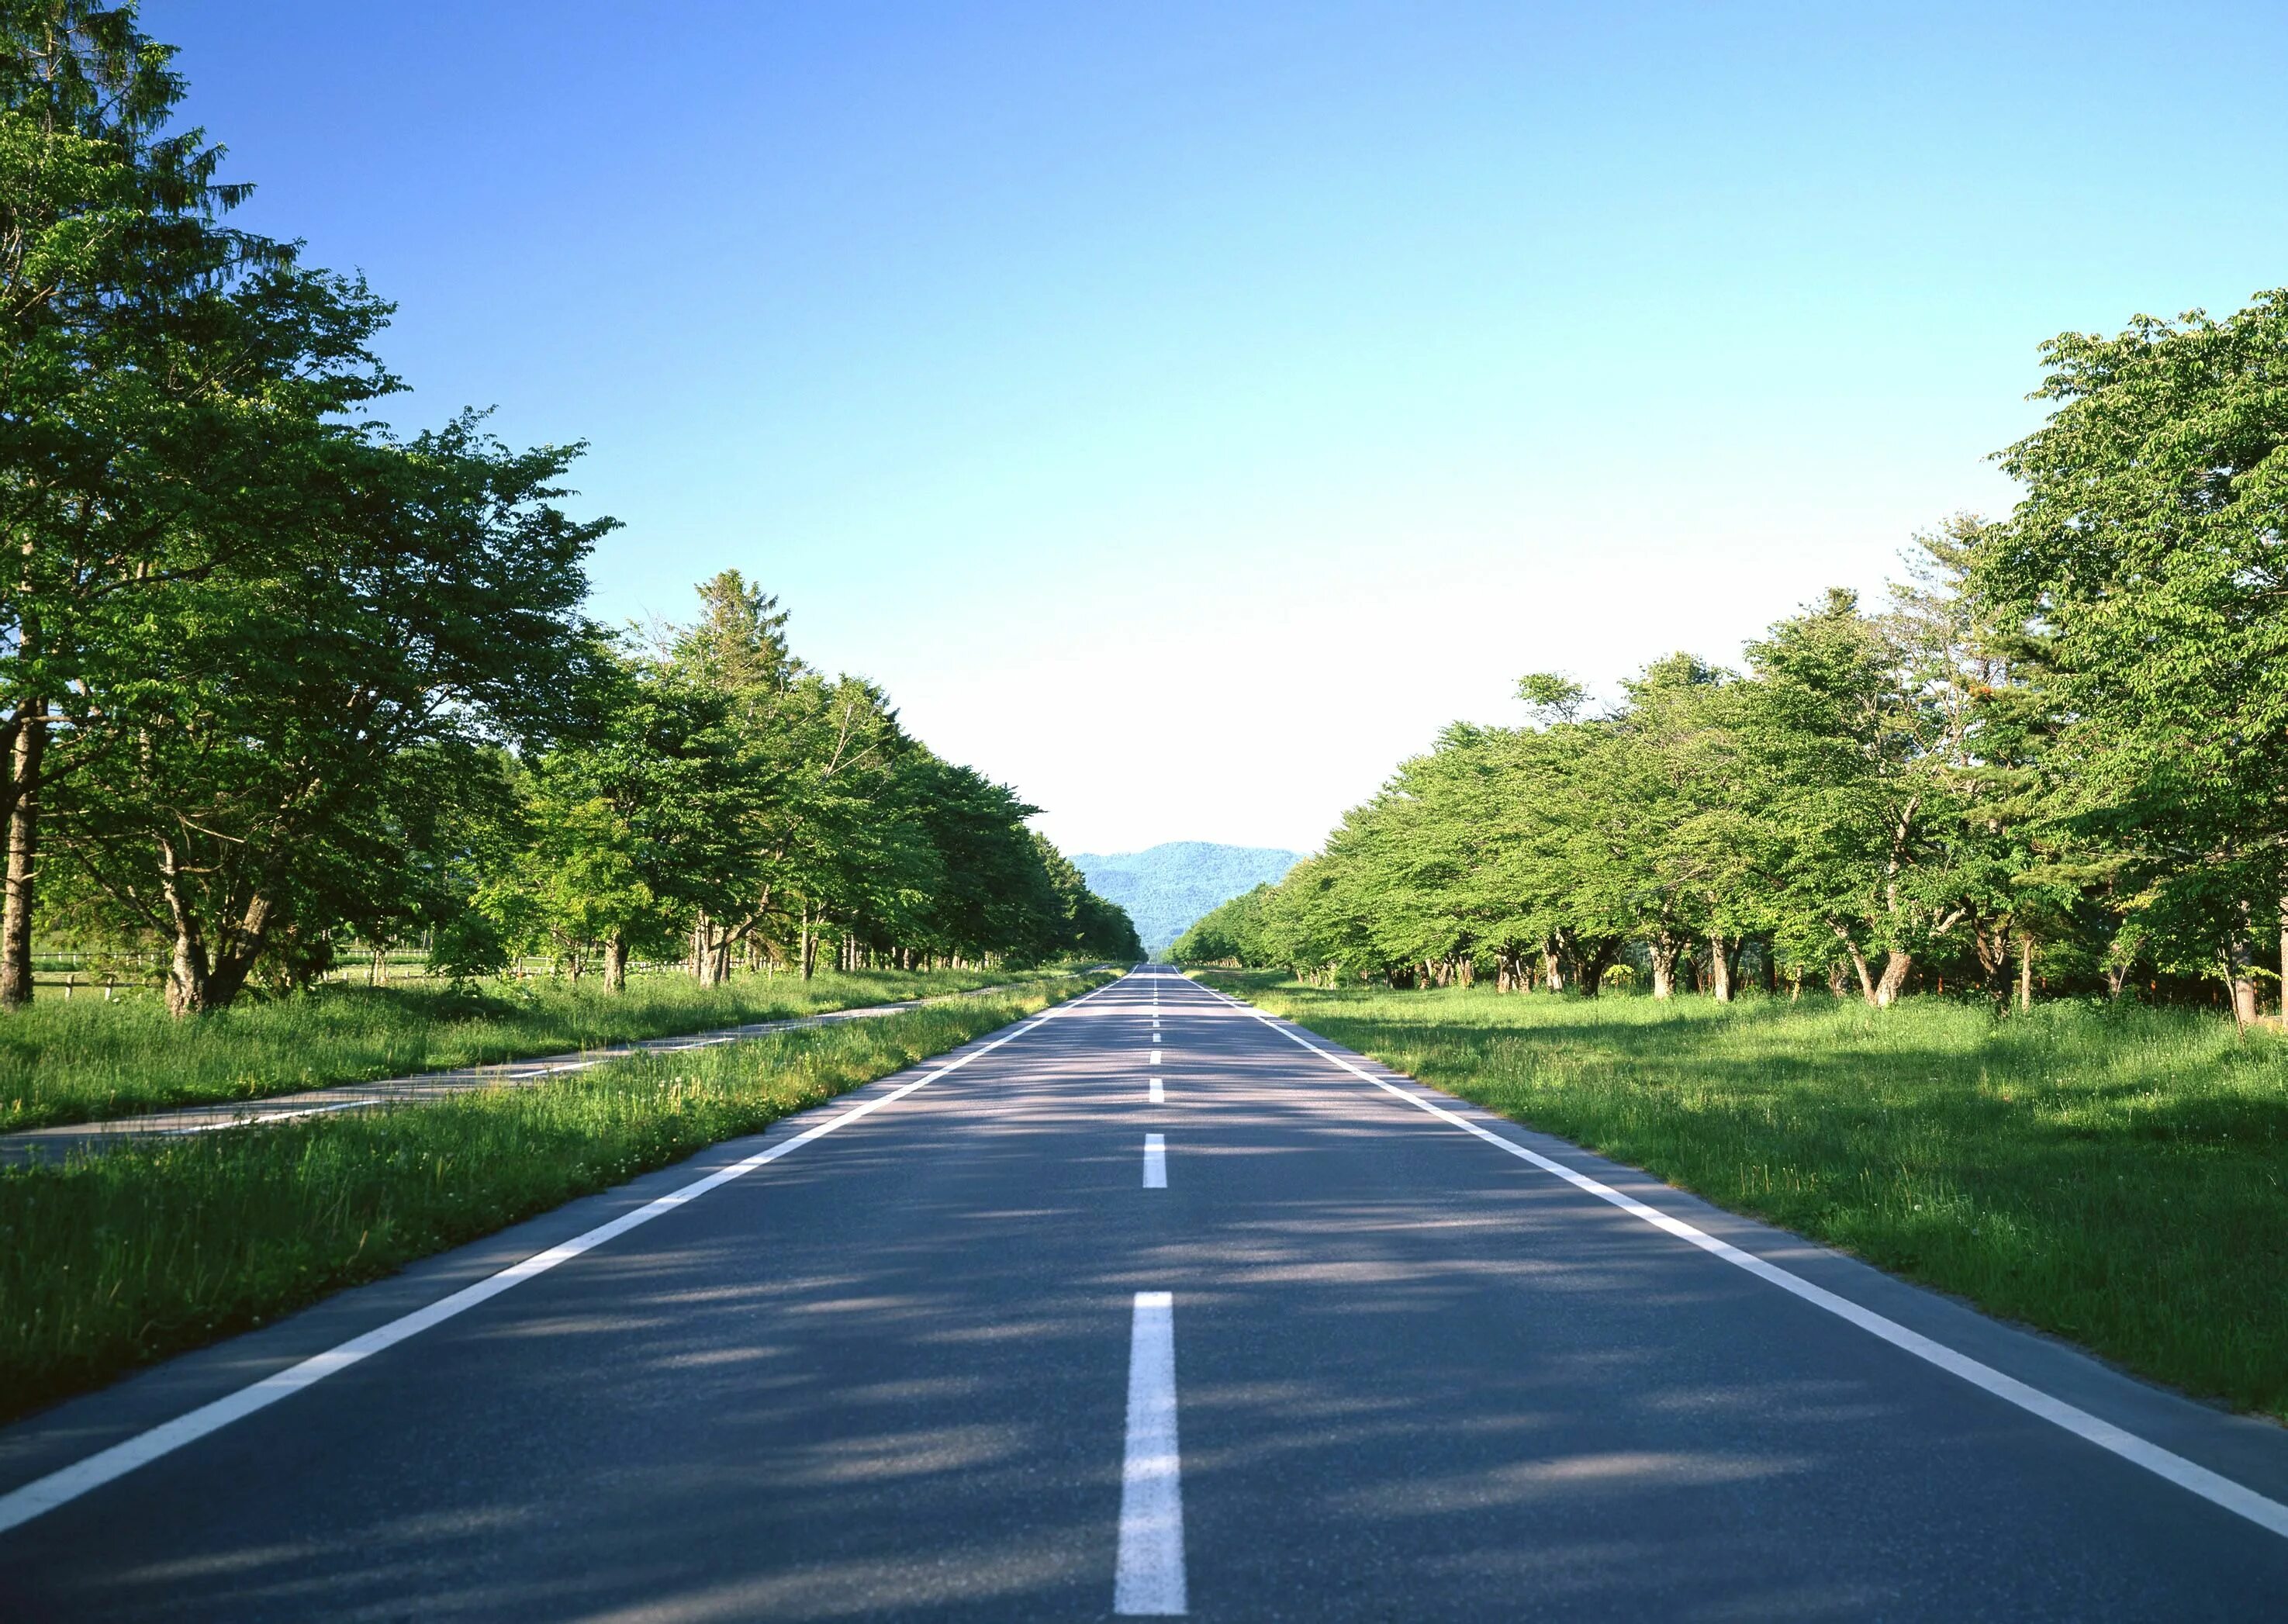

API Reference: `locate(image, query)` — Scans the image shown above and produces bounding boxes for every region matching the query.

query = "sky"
[150,1,2288,855]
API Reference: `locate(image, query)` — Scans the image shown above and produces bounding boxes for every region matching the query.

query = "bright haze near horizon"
[152,1,2288,856]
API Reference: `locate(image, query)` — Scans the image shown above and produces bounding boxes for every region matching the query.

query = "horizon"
[148,0,2288,854]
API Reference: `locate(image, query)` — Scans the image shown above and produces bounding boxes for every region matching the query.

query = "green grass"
[0,966,1039,1132]
[1198,974,2288,1422]
[0,972,1110,1422]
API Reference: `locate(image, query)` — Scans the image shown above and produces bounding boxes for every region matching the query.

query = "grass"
[0,966,1043,1132]
[0,971,1111,1423]
[1197,973,2288,1423]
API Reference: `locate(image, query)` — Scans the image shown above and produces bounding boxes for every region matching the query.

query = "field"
[0,966,1028,1132]
[0,972,1109,1422]
[1199,974,2288,1422]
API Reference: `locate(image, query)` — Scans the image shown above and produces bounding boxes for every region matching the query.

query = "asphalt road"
[4,969,2287,1619]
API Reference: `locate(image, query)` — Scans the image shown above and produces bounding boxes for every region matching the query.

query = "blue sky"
[151,1,2288,854]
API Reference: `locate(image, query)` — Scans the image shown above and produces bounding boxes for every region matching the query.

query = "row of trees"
[4,3,1135,1014]
[451,571,1140,991]
[1178,288,2288,1024]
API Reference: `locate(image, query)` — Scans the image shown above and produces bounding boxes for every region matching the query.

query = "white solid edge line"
[1114,1290,1187,1615]
[1196,983,2288,1543]
[0,975,1128,1538]
[1142,1133,1167,1189]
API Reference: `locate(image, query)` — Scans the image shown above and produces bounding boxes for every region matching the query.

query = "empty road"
[4,969,2286,1619]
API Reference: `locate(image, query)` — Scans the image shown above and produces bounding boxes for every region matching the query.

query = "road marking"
[1114,1291,1187,1616]
[1142,1133,1167,1188]
[0,977,1128,1538]
[1149,1076,1164,1104]
[1149,1048,1161,1066]
[1200,985,2288,1544]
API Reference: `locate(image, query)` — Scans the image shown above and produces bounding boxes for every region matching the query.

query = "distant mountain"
[1071,841,1304,955]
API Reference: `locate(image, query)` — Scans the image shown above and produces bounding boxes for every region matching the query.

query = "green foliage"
[1210,977,2288,1421]
[1980,292,2288,1018]
[1232,294,2288,1020]
[1170,883,1281,965]
[0,972,1112,1421]
[2,9,1134,1017]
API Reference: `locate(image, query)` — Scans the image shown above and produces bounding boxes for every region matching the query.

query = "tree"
[1,0,394,1004]
[1979,292,2288,1025]
[56,418,607,1013]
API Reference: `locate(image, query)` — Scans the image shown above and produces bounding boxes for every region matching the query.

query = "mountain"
[1071,841,1305,956]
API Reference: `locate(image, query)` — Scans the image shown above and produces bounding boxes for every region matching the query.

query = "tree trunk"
[1830,924,1877,1004]
[1874,951,1912,1008]
[1757,936,1777,996]
[0,706,43,1010]
[166,930,209,1018]
[603,932,629,992]
[1540,940,1566,993]
[164,893,272,1015]
[2228,902,2260,1028]
[1648,932,1681,999]
[2278,897,2287,1018]
[1574,936,1620,998]
[1707,930,1733,1003]
[2017,932,2033,1013]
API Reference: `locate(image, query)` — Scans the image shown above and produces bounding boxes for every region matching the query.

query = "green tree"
[1979,292,2288,1025]
[57,419,607,1012]
[1,0,393,1004]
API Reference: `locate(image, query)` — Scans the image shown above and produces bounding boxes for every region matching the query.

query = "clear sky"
[150,1,2288,855]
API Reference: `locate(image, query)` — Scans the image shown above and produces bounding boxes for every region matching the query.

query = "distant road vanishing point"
[2,969,2286,1619]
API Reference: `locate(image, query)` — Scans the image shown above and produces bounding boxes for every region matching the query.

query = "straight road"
[4,969,2286,1619]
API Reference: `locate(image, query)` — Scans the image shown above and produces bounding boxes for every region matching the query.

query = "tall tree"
[1979,292,2288,1025]
[1,0,393,1004]
[58,418,607,1012]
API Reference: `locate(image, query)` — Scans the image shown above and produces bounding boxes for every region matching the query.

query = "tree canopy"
[2,5,1135,1011]
[1189,309,2288,1028]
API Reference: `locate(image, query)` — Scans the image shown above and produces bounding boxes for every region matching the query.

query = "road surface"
[3,969,2285,1619]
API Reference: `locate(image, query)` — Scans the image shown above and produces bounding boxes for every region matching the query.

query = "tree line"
[1180,289,2288,1025]
[2,3,1138,1014]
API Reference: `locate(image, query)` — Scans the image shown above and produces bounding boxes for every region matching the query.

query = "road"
[3,968,2286,1619]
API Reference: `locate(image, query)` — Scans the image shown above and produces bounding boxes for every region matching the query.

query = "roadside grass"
[0,972,1110,1423]
[1197,975,2288,1422]
[0,966,1029,1132]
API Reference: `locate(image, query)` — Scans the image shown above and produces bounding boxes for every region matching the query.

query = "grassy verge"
[1196,974,2288,1422]
[0,966,1041,1132]
[0,972,1111,1423]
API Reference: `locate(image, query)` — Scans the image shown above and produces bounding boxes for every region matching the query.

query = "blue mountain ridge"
[1071,841,1303,956]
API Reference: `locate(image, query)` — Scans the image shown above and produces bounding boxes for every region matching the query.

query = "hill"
[1070,841,1305,955]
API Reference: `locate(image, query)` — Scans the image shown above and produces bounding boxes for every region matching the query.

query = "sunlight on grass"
[1207,976,2288,1422]
[0,966,1021,1132]
[0,973,1110,1422]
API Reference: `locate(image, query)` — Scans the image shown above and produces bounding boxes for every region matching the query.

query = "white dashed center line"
[1114,1291,1187,1615]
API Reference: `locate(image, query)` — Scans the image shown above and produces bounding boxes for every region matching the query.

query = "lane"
[2,969,2285,1619]
[1147,976,2288,1616]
